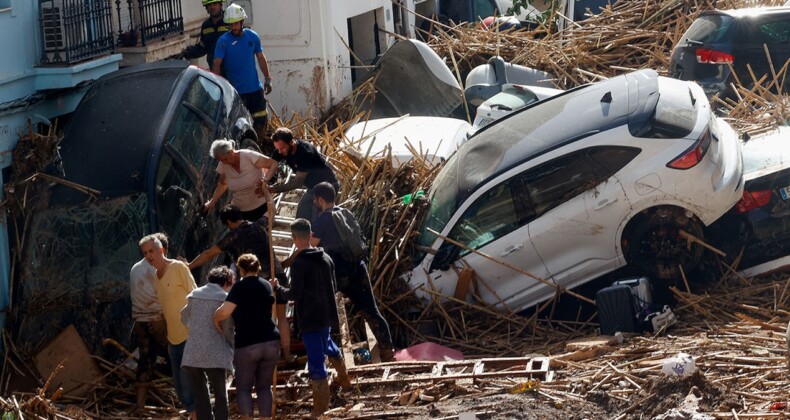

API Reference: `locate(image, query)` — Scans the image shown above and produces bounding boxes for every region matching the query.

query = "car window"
[447,183,521,256]
[683,14,732,44]
[185,76,222,119]
[587,146,641,177]
[474,0,496,19]
[525,150,600,217]
[759,20,790,43]
[167,76,220,169]
[155,151,197,245]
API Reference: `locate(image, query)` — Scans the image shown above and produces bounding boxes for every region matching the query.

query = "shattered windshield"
[414,156,461,261]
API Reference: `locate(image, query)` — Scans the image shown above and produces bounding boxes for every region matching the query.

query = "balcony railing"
[39,0,115,65]
[115,0,184,47]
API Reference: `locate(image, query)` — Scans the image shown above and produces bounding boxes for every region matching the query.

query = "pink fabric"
[393,342,464,362]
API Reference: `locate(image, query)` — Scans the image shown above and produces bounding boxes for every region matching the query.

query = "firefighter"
[182,0,228,71]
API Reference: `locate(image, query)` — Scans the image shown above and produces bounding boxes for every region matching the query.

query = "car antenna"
[688,88,696,106]
[601,92,612,103]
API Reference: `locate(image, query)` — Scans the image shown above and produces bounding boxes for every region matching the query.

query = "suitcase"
[596,285,638,335]
[612,277,652,314]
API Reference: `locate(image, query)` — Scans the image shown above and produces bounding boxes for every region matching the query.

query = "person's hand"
[269,277,279,288]
[264,78,273,95]
[203,200,214,214]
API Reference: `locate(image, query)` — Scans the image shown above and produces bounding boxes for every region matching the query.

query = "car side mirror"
[430,243,460,272]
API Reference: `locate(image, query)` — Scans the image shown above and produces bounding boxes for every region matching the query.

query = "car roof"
[52,62,191,205]
[707,7,790,18]
[451,69,659,197]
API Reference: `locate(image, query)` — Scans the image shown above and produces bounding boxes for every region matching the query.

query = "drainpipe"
[318,0,335,109]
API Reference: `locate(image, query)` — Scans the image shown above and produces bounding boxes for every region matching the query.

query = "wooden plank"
[365,321,381,364]
[454,267,474,300]
[335,293,356,368]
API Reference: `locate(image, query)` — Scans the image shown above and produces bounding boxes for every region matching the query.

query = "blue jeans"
[302,327,341,380]
[233,340,280,417]
[168,341,196,412]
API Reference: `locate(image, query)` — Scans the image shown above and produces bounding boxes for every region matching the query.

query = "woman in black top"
[214,254,280,420]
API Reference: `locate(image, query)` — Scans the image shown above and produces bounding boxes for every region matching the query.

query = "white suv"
[408,69,744,312]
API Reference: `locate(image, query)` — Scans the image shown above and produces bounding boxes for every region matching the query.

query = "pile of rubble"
[3,0,790,418]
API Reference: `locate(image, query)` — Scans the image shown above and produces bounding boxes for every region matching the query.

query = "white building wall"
[247,0,396,120]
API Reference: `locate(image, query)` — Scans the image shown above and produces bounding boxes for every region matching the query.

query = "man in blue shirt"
[212,4,272,137]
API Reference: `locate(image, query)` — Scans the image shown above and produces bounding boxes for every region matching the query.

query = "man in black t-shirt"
[311,182,396,362]
[264,127,340,222]
[187,205,293,360]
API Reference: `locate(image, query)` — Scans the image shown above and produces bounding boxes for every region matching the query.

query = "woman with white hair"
[204,139,277,222]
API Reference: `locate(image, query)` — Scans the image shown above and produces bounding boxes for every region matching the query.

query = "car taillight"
[734,190,772,214]
[695,48,734,64]
[667,128,712,170]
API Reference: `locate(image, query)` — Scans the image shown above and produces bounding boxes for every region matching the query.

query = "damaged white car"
[408,69,744,312]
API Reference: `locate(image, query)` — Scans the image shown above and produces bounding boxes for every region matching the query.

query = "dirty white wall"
[245,0,396,121]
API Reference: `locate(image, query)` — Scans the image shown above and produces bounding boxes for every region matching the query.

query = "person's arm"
[204,173,228,213]
[269,171,307,193]
[188,245,222,270]
[256,51,272,94]
[180,299,192,326]
[212,57,223,76]
[213,301,237,333]
[274,262,304,302]
[263,158,279,183]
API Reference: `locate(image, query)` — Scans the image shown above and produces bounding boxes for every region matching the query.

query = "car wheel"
[622,207,705,281]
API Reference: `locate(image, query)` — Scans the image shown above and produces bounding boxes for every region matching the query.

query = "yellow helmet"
[201,0,223,6]
[224,3,247,24]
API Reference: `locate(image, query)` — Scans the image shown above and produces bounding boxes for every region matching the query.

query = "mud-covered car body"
[14,61,256,352]
[407,69,744,312]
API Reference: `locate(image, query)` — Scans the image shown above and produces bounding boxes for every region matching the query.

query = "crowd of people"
[132,128,391,419]
[132,3,397,418]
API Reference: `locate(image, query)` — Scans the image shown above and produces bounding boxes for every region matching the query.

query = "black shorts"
[240,89,268,125]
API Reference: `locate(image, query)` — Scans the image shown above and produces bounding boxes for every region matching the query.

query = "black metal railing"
[39,0,115,65]
[115,0,183,47]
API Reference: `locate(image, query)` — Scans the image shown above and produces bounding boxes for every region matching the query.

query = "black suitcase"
[596,285,638,335]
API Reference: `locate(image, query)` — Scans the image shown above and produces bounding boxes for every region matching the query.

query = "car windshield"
[683,14,733,44]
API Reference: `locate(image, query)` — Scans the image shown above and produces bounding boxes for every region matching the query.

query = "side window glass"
[447,183,520,256]
[168,76,220,168]
[155,152,196,242]
[525,150,598,217]
[586,146,641,180]
[759,21,790,43]
[185,76,222,118]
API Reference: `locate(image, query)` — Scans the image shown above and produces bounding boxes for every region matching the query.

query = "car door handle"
[593,197,618,210]
[500,244,524,257]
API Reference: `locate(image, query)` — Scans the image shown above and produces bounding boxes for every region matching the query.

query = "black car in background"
[13,61,257,353]
[710,128,790,269]
[669,7,790,99]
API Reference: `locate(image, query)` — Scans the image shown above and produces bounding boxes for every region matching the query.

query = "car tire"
[622,207,705,281]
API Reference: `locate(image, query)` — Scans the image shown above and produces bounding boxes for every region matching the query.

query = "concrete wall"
[244,0,396,120]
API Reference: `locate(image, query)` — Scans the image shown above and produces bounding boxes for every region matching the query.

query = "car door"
[423,168,551,312]
[528,146,639,290]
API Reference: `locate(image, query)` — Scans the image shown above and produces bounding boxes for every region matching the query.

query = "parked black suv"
[669,7,790,99]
